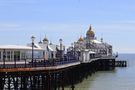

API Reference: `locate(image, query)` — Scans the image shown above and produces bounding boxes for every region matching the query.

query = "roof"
[82,49,96,53]
[89,51,96,53]
[0,45,44,51]
[48,44,57,51]
[91,39,102,44]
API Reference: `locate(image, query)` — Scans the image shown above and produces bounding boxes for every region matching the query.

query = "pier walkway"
[0,61,80,72]
[0,58,81,72]
[0,56,117,73]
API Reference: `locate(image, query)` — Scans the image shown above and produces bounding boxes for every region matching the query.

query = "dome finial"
[89,25,92,31]
[38,35,42,44]
[101,34,103,42]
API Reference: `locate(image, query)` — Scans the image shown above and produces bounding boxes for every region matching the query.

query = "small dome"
[86,25,95,37]
[78,36,84,42]
[38,41,42,44]
[43,37,48,42]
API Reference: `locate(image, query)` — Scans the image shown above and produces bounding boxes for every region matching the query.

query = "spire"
[38,35,42,44]
[89,25,92,31]
[101,34,103,42]
[49,40,52,45]
[101,37,103,42]
[38,40,42,44]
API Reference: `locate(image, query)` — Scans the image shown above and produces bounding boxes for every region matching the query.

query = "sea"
[68,54,135,90]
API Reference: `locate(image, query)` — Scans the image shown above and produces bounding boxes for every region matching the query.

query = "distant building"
[38,36,65,60]
[67,25,113,63]
[0,25,112,63]
[0,44,43,61]
[0,36,65,62]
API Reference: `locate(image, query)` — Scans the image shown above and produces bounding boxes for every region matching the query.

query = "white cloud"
[0,23,21,31]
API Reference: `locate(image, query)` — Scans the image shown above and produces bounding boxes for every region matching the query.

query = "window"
[21,52,25,60]
[14,51,20,61]
[7,51,10,61]
[11,51,13,61]
[0,51,1,60]
[3,50,6,60]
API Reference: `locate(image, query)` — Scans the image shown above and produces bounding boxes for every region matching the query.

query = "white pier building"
[0,36,65,62]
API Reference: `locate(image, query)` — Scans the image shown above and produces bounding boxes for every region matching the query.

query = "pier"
[0,55,119,90]
[115,60,127,67]
[0,25,127,89]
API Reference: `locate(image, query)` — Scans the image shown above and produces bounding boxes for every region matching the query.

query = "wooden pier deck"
[0,56,126,73]
[0,56,117,72]
[0,61,80,72]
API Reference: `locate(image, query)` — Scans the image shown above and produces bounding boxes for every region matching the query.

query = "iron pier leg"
[8,74,11,90]
[0,73,5,90]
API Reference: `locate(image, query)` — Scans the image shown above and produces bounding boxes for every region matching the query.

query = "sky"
[0,0,135,53]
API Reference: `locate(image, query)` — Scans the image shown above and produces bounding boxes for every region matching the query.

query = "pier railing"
[0,57,80,69]
[0,55,117,69]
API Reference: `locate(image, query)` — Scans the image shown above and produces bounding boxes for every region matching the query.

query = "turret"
[43,36,49,44]
[86,25,95,39]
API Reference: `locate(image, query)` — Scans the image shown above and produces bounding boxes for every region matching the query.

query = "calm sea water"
[69,54,135,90]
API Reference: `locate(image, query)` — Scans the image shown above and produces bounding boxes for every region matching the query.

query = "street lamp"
[59,39,63,59]
[59,39,62,50]
[71,43,75,58]
[31,36,35,67]
[71,43,74,50]
[3,49,6,68]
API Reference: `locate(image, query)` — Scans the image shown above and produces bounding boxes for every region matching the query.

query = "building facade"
[0,45,44,61]
[0,36,65,62]
[67,25,113,62]
[0,25,112,63]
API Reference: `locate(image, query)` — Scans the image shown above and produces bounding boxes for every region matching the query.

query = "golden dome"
[86,25,95,37]
[78,36,84,42]
[43,36,48,42]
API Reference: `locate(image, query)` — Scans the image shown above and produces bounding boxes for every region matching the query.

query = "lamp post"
[59,39,63,59]
[31,36,35,67]
[3,49,6,68]
[71,42,74,53]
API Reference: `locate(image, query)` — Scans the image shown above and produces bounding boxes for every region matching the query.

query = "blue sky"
[0,0,135,53]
